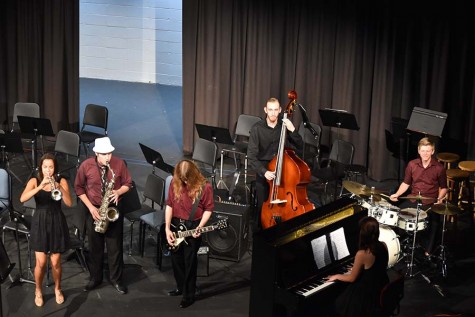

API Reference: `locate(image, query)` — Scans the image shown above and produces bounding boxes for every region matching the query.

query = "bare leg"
[34,252,47,306]
[50,253,64,304]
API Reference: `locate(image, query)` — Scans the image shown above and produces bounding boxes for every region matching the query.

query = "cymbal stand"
[407,196,423,278]
[217,149,229,190]
[434,201,449,278]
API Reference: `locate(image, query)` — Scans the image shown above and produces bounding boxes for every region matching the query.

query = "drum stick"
[379,193,391,200]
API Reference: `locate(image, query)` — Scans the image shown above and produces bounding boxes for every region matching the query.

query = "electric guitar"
[160,219,228,251]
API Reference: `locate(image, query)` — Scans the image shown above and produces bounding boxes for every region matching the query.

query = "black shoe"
[112,281,128,294]
[83,280,101,292]
[180,298,195,308]
[167,289,182,296]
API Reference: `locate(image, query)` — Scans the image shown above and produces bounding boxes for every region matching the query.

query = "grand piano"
[249,196,366,316]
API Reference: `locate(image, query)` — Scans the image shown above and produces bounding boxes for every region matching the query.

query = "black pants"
[254,175,270,231]
[170,217,201,300]
[85,205,124,283]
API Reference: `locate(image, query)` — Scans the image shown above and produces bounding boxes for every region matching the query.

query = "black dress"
[333,241,389,317]
[29,179,70,253]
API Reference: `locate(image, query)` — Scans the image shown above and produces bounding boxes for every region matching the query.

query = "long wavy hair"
[172,159,206,202]
[37,153,58,182]
[358,216,380,254]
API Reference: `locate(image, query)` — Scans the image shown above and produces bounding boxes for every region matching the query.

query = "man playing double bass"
[247,97,304,231]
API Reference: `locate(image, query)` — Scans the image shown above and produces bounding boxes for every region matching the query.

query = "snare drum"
[397,208,428,232]
[379,225,401,268]
[374,201,400,226]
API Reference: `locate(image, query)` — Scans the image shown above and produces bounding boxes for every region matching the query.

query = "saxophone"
[94,162,120,233]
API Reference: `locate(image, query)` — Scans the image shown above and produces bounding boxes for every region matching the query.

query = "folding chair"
[192,138,218,189]
[77,104,108,156]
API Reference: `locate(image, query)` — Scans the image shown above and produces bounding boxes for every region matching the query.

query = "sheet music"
[329,228,350,260]
[311,236,331,269]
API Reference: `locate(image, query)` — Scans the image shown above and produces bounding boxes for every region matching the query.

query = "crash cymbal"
[360,193,382,202]
[361,186,382,196]
[431,203,462,216]
[342,181,383,201]
[398,194,435,201]
[342,180,366,196]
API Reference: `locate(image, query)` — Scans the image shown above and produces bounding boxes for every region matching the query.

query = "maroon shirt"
[74,156,132,206]
[166,180,214,221]
[403,157,447,203]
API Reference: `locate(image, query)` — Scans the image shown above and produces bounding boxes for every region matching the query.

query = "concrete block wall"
[80,0,182,86]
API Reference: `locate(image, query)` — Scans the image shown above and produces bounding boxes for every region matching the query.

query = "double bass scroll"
[260,90,315,229]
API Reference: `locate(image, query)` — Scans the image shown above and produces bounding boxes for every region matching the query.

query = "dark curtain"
[183,0,475,181]
[0,0,80,133]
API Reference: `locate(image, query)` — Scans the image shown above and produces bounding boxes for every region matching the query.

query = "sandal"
[35,291,44,307]
[55,289,65,304]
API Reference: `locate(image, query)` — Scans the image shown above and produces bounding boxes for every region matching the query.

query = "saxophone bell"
[107,206,119,222]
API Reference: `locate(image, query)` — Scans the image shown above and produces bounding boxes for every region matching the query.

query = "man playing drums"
[390,137,447,257]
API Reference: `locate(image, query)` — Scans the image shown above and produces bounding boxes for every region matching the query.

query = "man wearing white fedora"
[74,136,132,294]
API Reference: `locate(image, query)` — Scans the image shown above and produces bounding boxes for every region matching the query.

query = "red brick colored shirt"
[403,157,447,201]
[74,156,132,206]
[166,180,214,221]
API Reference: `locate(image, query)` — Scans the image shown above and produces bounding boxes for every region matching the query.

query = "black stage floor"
[1,79,474,316]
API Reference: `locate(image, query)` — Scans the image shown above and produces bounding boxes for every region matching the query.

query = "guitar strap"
[186,187,203,227]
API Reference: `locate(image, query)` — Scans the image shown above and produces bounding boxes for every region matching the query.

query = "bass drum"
[378,225,401,268]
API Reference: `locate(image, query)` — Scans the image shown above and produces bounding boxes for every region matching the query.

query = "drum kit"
[343,180,463,278]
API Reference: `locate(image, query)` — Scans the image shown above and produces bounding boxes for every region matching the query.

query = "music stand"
[406,107,447,137]
[319,108,359,132]
[405,107,447,163]
[319,108,359,161]
[298,104,319,138]
[195,123,235,145]
[17,116,54,179]
[139,143,174,174]
[0,132,24,184]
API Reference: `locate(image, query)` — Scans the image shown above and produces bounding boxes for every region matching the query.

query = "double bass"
[260,91,315,229]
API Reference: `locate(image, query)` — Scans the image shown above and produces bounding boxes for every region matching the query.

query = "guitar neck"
[176,225,216,238]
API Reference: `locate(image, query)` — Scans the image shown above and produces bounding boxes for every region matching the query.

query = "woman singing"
[165,159,213,308]
[327,216,389,316]
[20,153,72,307]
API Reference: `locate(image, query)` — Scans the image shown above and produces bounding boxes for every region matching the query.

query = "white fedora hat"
[93,137,115,153]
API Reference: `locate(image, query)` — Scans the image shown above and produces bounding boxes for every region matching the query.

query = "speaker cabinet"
[203,201,250,262]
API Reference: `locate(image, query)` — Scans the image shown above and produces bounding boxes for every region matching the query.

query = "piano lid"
[254,196,360,245]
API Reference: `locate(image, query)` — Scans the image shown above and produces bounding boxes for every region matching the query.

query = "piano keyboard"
[295,280,335,297]
[292,263,352,297]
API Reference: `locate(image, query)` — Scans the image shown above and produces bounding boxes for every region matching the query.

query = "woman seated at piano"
[327,216,389,317]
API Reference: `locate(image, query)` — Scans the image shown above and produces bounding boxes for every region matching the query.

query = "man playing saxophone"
[74,137,131,294]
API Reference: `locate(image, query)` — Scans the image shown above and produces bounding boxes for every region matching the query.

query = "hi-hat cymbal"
[431,203,462,215]
[397,194,435,201]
